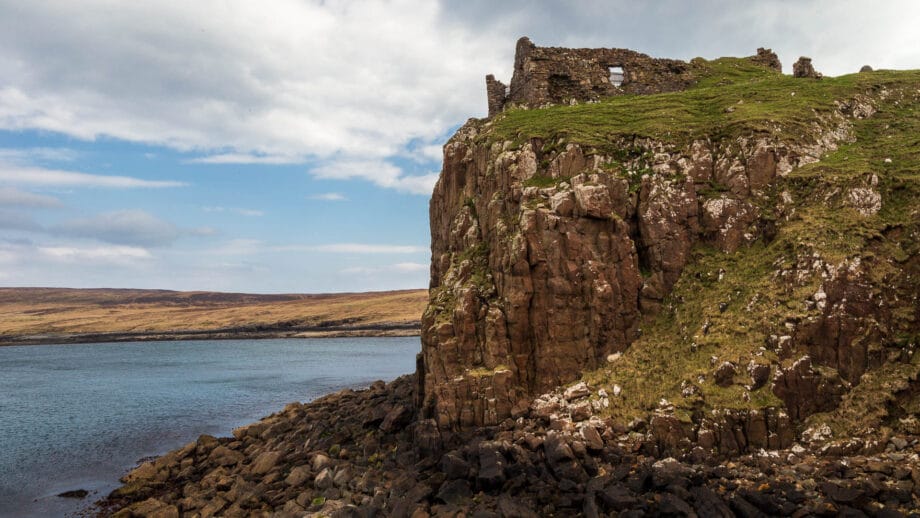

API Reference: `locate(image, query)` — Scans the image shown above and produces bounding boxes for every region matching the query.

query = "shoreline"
[0,322,420,347]
[99,374,920,517]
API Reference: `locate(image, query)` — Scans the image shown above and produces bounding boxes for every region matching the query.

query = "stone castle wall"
[487,37,694,116]
[487,38,783,117]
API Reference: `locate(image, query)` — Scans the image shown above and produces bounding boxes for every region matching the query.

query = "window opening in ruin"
[608,66,624,87]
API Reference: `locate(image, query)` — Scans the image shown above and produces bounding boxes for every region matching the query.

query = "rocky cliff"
[419,46,920,449]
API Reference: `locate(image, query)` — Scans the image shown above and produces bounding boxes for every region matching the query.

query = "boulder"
[312,454,333,472]
[580,425,604,452]
[598,484,638,512]
[574,184,613,219]
[477,442,506,489]
[249,450,282,475]
[379,404,412,432]
[208,446,244,468]
[564,382,591,401]
[285,466,312,487]
[772,356,846,420]
[57,489,89,499]
[122,498,179,518]
[314,468,334,490]
[714,362,737,387]
[436,479,471,505]
[440,451,471,480]
[748,362,771,389]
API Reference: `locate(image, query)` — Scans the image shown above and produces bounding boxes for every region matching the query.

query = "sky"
[1,0,918,293]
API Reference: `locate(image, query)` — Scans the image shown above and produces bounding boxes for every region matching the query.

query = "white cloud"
[0,147,80,163]
[0,1,503,177]
[391,262,429,272]
[417,145,444,163]
[209,240,427,256]
[390,173,439,196]
[38,245,152,263]
[0,209,42,231]
[312,160,438,195]
[207,238,264,256]
[0,164,186,188]
[300,243,428,254]
[51,210,201,247]
[0,187,63,208]
[189,153,302,165]
[309,192,347,201]
[341,262,428,275]
[202,206,264,216]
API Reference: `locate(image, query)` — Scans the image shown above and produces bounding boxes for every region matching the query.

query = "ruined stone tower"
[486,37,782,117]
[486,37,694,116]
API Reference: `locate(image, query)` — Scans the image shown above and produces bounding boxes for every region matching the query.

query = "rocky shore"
[100,375,920,517]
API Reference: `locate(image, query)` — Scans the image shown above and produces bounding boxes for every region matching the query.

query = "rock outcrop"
[419,101,864,432]
[793,56,822,79]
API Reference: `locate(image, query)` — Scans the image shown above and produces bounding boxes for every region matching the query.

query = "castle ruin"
[487,37,782,116]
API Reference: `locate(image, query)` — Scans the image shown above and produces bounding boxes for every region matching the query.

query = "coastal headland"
[99,38,920,516]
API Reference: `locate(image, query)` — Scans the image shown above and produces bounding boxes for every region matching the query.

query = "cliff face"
[419,47,920,439]
[419,119,842,431]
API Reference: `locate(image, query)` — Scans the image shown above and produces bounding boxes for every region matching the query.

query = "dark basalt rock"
[57,489,89,499]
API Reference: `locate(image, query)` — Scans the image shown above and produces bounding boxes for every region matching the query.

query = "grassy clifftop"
[489,58,920,150]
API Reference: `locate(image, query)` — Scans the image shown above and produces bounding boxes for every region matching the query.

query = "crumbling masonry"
[487,37,783,116]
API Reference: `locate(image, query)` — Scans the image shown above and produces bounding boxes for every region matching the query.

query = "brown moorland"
[0,287,428,345]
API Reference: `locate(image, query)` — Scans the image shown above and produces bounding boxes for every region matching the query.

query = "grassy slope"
[486,59,920,430]
[0,288,428,340]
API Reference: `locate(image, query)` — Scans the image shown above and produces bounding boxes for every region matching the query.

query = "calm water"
[0,337,420,517]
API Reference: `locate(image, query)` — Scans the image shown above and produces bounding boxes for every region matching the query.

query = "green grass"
[487,61,920,154]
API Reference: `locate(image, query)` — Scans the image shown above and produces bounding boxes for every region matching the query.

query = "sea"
[0,337,420,517]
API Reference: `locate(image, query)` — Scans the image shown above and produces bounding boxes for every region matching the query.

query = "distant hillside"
[0,287,428,345]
